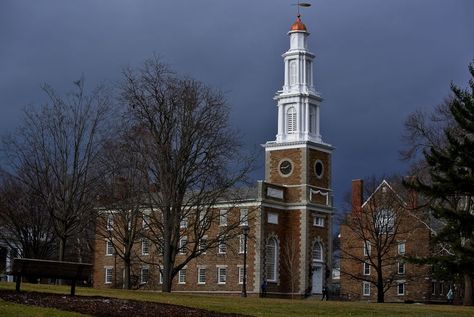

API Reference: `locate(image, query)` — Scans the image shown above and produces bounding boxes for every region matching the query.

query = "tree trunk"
[463,272,473,306]
[162,241,172,293]
[376,265,384,303]
[58,237,66,262]
[124,259,131,290]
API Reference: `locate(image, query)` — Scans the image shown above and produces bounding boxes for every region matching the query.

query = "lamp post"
[241,224,249,297]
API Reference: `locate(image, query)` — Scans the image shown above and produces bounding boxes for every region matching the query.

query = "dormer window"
[287,107,297,133]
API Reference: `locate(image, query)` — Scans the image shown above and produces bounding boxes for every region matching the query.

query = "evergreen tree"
[406,63,474,305]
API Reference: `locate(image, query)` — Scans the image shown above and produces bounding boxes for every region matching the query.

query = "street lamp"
[241,224,249,297]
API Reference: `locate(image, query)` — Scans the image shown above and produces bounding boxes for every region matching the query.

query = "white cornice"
[262,140,334,152]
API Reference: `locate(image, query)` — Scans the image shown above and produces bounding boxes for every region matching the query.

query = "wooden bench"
[11,258,92,296]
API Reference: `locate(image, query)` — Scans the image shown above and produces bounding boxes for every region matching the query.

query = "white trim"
[277,158,294,177]
[363,262,371,275]
[361,180,407,209]
[263,141,334,152]
[104,266,113,284]
[141,239,150,256]
[397,281,406,295]
[219,209,228,227]
[178,268,187,284]
[197,267,206,285]
[268,212,279,224]
[313,215,325,227]
[237,265,246,285]
[216,265,228,285]
[314,159,324,179]
[363,281,371,296]
[310,189,330,205]
[398,242,406,255]
[140,266,149,284]
[105,240,114,256]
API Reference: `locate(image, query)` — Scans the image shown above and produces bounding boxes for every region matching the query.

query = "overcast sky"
[1,0,473,215]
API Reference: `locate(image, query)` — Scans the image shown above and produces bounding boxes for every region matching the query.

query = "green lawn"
[1,282,473,317]
[0,299,87,317]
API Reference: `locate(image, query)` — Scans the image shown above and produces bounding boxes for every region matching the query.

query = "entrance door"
[312,264,323,294]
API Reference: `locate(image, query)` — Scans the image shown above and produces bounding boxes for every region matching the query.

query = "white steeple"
[274,15,323,144]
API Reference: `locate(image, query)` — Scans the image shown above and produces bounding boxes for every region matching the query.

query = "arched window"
[289,60,297,86]
[287,107,297,133]
[265,237,278,282]
[312,241,323,262]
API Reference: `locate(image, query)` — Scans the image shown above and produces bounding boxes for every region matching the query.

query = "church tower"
[261,13,334,297]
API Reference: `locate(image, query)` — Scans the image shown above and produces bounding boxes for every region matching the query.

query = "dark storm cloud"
[1,0,473,215]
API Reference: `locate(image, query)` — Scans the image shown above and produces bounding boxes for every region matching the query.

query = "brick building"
[339,179,451,302]
[93,14,334,298]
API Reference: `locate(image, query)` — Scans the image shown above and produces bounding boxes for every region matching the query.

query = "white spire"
[274,15,323,144]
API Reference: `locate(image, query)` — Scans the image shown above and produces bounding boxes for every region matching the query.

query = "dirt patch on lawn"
[0,289,251,317]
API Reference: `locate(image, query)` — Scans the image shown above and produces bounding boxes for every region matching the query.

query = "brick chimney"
[352,179,363,213]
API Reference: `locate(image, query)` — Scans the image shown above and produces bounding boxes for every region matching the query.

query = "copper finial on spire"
[291,2,311,31]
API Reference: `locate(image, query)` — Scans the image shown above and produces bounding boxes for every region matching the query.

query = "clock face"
[279,160,293,175]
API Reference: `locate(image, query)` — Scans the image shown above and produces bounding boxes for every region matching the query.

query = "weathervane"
[292,1,311,17]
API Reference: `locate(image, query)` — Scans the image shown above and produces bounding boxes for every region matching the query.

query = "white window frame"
[398,261,405,275]
[178,268,186,284]
[313,216,324,227]
[140,267,149,284]
[238,265,245,285]
[104,267,113,284]
[312,241,323,262]
[217,266,227,285]
[179,237,188,255]
[265,238,278,282]
[199,236,207,254]
[239,234,246,254]
[218,237,227,254]
[106,214,114,231]
[105,240,114,256]
[240,209,248,226]
[142,239,150,256]
[398,242,406,255]
[219,209,228,227]
[363,262,371,275]
[397,282,405,295]
[363,241,371,256]
[363,281,371,296]
[268,212,278,224]
[287,106,297,133]
[197,267,206,285]
[159,271,163,284]
[142,214,150,229]
[180,216,188,229]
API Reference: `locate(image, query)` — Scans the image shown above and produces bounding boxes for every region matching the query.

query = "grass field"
[1,282,473,317]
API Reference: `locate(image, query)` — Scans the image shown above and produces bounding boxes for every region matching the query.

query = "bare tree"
[281,231,299,299]
[0,171,56,259]
[96,128,149,289]
[339,177,421,303]
[120,57,254,292]
[1,80,113,261]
